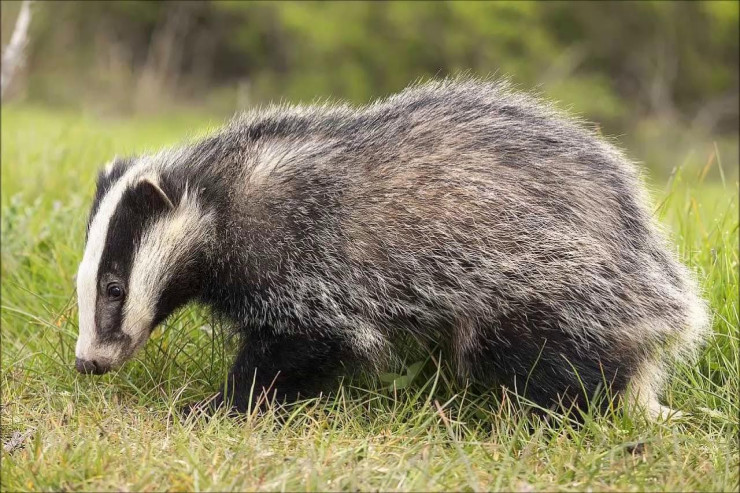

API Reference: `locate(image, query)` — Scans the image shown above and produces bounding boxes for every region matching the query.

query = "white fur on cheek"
[123,189,212,351]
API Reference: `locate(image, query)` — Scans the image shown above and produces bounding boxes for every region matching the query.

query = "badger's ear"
[134,177,175,211]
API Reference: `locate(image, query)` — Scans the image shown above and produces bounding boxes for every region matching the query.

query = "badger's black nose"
[75,357,109,375]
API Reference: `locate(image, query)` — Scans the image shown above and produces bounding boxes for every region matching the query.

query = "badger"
[74,78,710,418]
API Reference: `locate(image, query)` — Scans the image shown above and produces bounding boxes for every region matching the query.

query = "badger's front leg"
[190,330,351,415]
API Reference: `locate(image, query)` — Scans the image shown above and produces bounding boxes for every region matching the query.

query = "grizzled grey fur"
[75,78,709,418]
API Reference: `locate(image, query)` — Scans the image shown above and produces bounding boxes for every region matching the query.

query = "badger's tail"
[627,268,711,419]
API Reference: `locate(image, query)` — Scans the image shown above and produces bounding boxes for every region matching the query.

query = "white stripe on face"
[122,188,212,352]
[75,159,149,362]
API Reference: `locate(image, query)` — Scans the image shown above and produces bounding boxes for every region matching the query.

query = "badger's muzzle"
[75,357,111,375]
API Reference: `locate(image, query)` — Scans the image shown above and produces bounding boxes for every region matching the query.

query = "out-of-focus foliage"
[1,0,737,177]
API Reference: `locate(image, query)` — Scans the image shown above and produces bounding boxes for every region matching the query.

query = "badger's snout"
[75,357,110,375]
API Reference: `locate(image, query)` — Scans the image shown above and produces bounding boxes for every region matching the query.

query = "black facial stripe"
[87,158,135,240]
[94,180,172,342]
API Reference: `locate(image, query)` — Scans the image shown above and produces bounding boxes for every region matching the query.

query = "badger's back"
[159,79,709,415]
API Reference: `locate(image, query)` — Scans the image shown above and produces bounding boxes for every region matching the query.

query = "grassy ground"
[1,105,738,492]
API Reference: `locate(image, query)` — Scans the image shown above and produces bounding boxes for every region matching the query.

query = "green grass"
[1,104,738,492]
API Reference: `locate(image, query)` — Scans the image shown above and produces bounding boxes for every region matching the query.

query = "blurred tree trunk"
[1,0,32,100]
[135,2,194,112]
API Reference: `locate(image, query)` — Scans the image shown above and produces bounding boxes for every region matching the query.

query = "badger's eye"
[106,283,124,300]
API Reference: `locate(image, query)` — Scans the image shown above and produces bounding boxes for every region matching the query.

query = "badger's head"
[75,158,212,375]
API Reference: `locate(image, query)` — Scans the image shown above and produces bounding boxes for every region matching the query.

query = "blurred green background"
[1,0,738,181]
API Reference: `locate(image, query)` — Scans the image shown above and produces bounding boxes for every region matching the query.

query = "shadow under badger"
[75,79,709,418]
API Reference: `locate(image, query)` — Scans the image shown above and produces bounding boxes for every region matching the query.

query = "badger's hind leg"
[453,315,640,416]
